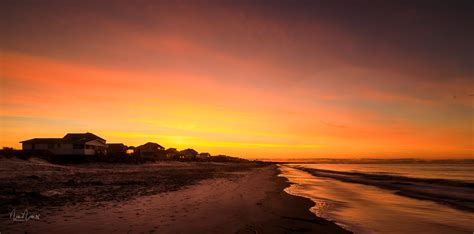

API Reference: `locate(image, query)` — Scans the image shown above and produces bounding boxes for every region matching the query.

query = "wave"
[293,166,474,212]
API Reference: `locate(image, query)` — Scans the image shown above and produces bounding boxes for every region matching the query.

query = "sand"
[0,158,349,233]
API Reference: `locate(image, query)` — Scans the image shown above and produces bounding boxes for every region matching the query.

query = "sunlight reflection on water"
[278,164,474,234]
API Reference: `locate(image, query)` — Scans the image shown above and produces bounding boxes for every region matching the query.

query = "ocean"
[278,162,474,234]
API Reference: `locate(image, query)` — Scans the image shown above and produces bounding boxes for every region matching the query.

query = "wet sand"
[0,159,349,233]
[294,166,474,212]
[280,165,474,234]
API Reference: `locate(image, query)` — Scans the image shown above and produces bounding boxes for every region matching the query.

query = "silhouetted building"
[135,142,165,157]
[107,143,127,156]
[197,152,211,159]
[180,148,198,159]
[21,132,106,155]
[165,148,179,159]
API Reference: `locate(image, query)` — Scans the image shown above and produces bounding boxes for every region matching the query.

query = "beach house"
[180,148,198,159]
[21,132,107,156]
[197,152,211,159]
[106,143,128,156]
[135,142,165,157]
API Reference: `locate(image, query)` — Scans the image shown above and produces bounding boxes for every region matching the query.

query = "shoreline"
[280,164,474,234]
[244,165,351,233]
[295,166,474,212]
[1,159,350,233]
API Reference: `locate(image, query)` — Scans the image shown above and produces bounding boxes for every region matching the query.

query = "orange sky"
[1,1,473,159]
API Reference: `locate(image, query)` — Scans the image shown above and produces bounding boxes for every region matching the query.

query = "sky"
[1,0,473,159]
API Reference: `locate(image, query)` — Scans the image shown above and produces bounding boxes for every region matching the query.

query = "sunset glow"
[1,1,472,159]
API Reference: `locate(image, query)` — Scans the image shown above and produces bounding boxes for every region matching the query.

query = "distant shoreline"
[262,158,474,164]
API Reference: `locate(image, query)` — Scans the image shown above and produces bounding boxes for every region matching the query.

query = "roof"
[21,132,106,144]
[20,138,62,144]
[137,142,164,149]
[181,148,198,154]
[63,132,105,143]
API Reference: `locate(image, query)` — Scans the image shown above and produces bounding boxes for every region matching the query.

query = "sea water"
[279,163,474,234]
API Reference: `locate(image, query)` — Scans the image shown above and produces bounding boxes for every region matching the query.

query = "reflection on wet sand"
[279,165,474,234]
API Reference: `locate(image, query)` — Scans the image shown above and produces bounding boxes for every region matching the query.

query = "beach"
[0,158,349,233]
[279,164,474,234]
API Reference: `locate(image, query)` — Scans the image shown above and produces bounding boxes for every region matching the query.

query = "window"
[85,145,97,149]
